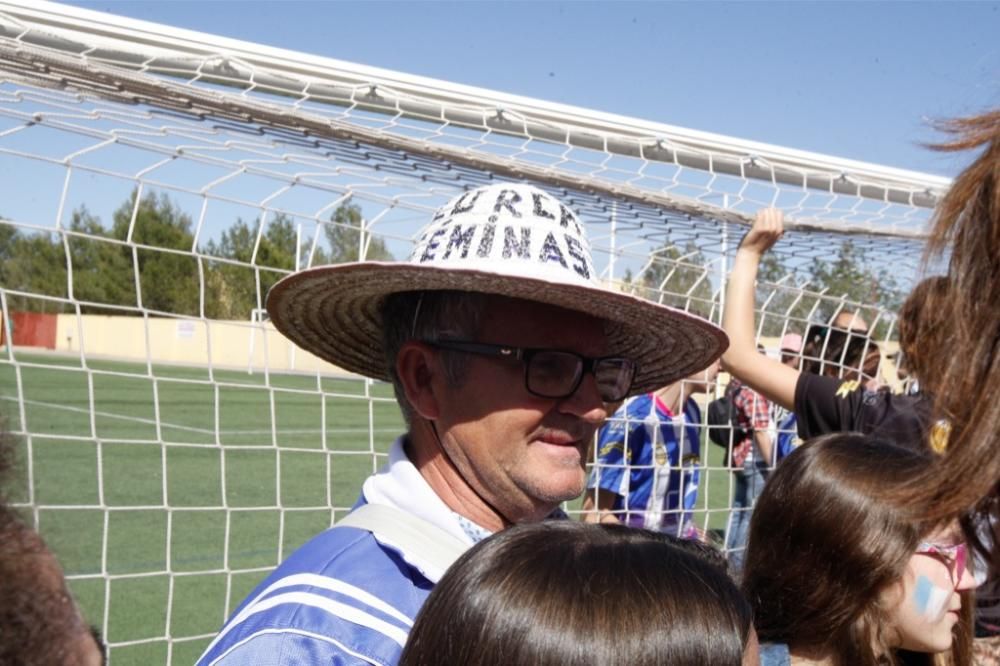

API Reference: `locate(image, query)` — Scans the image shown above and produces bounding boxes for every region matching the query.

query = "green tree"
[67,206,135,311]
[754,252,818,337]
[807,240,901,312]
[758,252,787,284]
[204,213,298,319]
[805,239,901,337]
[319,203,393,264]
[0,219,15,261]
[628,242,715,314]
[0,220,19,290]
[0,228,67,313]
[753,239,902,338]
[258,214,298,270]
[111,191,200,316]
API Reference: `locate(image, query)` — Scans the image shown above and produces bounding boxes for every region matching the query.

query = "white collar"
[362,436,478,581]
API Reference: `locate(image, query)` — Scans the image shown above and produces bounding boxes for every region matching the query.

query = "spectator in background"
[198,183,726,665]
[582,359,720,538]
[400,521,758,666]
[770,333,803,462]
[895,276,949,397]
[803,317,878,378]
[778,333,803,369]
[800,318,883,392]
[0,424,106,666]
[722,360,772,572]
[832,309,869,333]
[721,208,934,455]
[744,433,974,666]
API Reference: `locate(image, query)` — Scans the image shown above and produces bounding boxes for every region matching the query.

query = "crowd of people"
[1,109,998,665]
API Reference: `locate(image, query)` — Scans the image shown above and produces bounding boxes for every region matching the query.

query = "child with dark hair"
[895,276,950,395]
[0,511,106,666]
[743,433,975,666]
[0,425,105,666]
[401,521,757,666]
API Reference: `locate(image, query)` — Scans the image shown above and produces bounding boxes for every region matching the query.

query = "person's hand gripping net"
[738,208,784,257]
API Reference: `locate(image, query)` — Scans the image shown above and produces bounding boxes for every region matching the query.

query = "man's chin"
[538,477,587,507]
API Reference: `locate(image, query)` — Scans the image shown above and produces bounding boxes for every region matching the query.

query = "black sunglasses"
[425,340,636,403]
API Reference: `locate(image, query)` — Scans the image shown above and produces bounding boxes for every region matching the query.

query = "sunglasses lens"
[595,359,635,402]
[918,542,969,583]
[527,352,583,398]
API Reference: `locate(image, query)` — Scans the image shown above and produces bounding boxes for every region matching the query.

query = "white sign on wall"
[176,321,196,340]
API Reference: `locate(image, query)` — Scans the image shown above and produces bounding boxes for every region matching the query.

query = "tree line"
[1,190,901,335]
[0,190,391,318]
[626,239,902,338]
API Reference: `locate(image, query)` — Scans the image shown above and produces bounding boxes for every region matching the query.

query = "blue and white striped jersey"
[587,394,701,536]
[775,411,800,462]
[197,438,477,666]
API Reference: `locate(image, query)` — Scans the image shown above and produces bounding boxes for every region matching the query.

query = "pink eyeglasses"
[916,541,969,584]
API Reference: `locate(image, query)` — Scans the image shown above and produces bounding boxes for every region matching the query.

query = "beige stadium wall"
[52,314,355,376]
[45,316,900,387]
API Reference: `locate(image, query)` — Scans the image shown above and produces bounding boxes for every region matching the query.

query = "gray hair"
[381,291,490,426]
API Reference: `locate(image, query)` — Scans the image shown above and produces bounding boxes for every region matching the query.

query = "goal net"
[0,1,949,662]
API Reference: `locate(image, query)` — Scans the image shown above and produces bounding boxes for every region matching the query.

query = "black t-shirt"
[794,373,931,453]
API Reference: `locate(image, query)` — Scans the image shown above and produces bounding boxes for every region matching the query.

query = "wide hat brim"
[266,262,728,396]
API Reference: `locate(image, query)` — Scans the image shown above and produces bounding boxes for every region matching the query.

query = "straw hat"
[266,183,727,395]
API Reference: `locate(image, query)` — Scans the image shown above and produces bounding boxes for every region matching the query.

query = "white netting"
[0,2,944,663]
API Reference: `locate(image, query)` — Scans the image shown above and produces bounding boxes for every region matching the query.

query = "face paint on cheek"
[913,575,950,620]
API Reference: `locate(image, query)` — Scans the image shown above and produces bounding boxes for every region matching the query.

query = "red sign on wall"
[0,312,58,349]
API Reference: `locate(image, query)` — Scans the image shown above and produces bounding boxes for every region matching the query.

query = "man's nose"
[558,371,608,425]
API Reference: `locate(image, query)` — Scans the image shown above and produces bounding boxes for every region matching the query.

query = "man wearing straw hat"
[198,183,727,665]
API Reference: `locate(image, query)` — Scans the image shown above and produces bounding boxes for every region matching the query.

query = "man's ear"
[396,341,442,420]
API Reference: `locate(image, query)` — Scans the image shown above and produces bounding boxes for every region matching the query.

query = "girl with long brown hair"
[909,110,1000,517]
[744,434,975,666]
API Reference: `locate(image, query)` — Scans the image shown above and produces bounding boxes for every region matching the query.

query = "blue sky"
[65,1,1000,178]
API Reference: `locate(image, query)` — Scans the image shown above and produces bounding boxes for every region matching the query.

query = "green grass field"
[0,349,737,665]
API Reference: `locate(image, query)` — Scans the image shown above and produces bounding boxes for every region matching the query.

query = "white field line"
[0,395,398,436]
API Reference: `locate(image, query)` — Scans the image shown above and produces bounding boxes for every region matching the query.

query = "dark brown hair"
[896,276,950,392]
[381,290,489,425]
[800,322,878,380]
[0,426,105,666]
[903,110,1000,522]
[0,509,89,665]
[743,433,971,666]
[400,521,753,666]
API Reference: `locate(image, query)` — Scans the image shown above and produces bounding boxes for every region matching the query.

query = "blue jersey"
[588,394,701,536]
[775,411,800,462]
[197,438,477,666]
[197,519,430,666]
